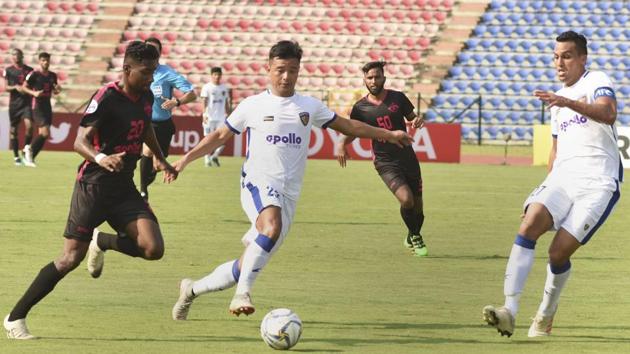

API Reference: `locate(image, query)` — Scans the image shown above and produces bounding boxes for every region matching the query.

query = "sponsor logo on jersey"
[86,99,98,114]
[263,115,274,122]
[266,133,303,145]
[299,112,309,126]
[559,114,588,132]
[388,103,399,112]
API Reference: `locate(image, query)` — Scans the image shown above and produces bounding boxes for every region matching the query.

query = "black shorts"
[8,104,32,126]
[152,119,176,158]
[64,181,158,242]
[33,102,52,126]
[375,159,422,195]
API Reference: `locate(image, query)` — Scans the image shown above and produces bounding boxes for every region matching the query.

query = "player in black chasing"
[335,61,428,257]
[3,42,178,340]
[21,52,61,167]
[2,48,34,166]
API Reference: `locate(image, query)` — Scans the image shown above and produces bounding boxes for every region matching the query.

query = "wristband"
[94,153,107,164]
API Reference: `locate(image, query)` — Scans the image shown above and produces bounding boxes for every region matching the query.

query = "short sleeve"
[589,71,616,101]
[311,98,336,128]
[225,97,251,134]
[349,103,363,122]
[25,72,35,87]
[52,73,58,86]
[398,92,415,117]
[80,88,110,128]
[200,84,209,98]
[169,69,194,93]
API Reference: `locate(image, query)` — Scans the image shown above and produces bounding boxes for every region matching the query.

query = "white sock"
[192,259,239,296]
[537,262,571,316]
[503,235,536,316]
[235,234,275,295]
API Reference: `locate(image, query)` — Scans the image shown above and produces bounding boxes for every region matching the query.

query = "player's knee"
[9,126,18,139]
[142,244,164,260]
[547,249,570,267]
[56,252,85,273]
[400,198,414,209]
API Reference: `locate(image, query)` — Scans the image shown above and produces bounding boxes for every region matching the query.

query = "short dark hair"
[556,31,587,56]
[210,66,222,74]
[11,48,23,56]
[269,40,302,61]
[361,61,386,74]
[38,52,51,60]
[145,37,162,52]
[124,41,159,64]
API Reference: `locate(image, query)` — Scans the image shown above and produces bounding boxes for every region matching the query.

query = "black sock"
[24,133,32,145]
[139,155,156,194]
[96,231,141,257]
[417,211,425,234]
[11,137,19,158]
[9,262,65,320]
[400,207,420,236]
[31,135,46,159]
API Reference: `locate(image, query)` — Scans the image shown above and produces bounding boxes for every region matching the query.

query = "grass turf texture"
[1,151,629,353]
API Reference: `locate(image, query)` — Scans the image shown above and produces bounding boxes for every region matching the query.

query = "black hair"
[556,31,588,56]
[11,48,23,56]
[124,41,159,64]
[38,52,51,60]
[145,37,162,52]
[361,61,386,74]
[269,40,302,61]
[210,66,222,74]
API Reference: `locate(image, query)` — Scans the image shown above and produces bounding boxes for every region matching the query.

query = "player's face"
[553,41,586,86]
[10,50,23,66]
[364,68,386,96]
[267,57,299,97]
[39,57,50,71]
[211,72,222,85]
[124,59,158,94]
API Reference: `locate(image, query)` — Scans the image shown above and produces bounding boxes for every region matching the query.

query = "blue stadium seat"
[485,126,500,139]
[449,66,463,78]
[619,115,630,126]
[500,126,513,137]
[441,80,454,93]
[432,95,446,107]
[470,81,482,92]
[425,110,438,121]
[514,127,529,140]
[619,86,630,96]
[461,125,472,139]
[455,81,468,93]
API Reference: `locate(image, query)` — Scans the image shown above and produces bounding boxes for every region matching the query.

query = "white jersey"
[226,90,337,200]
[550,70,622,181]
[200,82,229,122]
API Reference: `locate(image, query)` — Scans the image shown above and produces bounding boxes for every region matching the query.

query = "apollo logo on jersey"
[266,133,303,145]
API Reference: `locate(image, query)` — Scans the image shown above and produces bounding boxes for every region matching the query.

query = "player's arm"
[534,90,616,125]
[329,115,413,148]
[74,125,125,173]
[53,83,62,94]
[143,123,178,182]
[407,111,425,129]
[21,79,42,98]
[4,73,23,93]
[173,124,234,172]
[202,96,210,123]
[334,121,357,168]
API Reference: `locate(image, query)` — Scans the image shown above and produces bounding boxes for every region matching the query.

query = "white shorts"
[523,174,620,244]
[239,176,296,255]
[203,121,222,135]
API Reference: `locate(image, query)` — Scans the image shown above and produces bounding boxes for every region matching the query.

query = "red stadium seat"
[303,63,317,74]
[249,62,262,72]
[291,21,303,31]
[255,77,267,88]
[73,3,85,13]
[332,64,345,75]
[164,32,177,42]
[46,2,58,12]
[222,62,234,72]
[197,19,210,29]
[318,63,331,75]
[228,77,240,86]
[194,61,206,71]
[87,3,98,12]
[236,62,249,73]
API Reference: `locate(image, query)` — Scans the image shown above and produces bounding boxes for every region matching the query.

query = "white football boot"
[483,305,515,337]
[172,278,196,320]
[229,292,255,316]
[4,315,36,340]
[87,229,105,278]
[528,312,554,337]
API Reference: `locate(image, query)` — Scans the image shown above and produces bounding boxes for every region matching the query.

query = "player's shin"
[503,234,536,316]
[9,262,65,320]
[192,259,240,295]
[96,232,141,257]
[235,234,275,295]
[537,261,571,316]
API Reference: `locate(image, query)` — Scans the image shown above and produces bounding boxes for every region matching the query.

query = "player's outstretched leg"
[482,305,515,337]
[229,293,254,317]
[87,229,105,278]
[172,279,196,320]
[4,315,36,340]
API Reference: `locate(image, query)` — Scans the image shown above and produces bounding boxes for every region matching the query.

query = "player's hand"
[154,159,178,183]
[32,90,43,98]
[171,157,188,173]
[160,96,178,111]
[387,130,414,148]
[98,151,126,172]
[411,116,425,129]
[334,142,348,168]
[534,90,570,108]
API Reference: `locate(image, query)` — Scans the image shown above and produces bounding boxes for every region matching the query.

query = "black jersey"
[25,70,58,108]
[3,64,33,108]
[350,90,417,163]
[76,82,154,185]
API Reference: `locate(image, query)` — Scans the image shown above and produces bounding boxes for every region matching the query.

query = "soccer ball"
[260,308,303,350]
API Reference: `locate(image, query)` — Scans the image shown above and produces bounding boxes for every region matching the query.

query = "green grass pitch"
[1,151,629,353]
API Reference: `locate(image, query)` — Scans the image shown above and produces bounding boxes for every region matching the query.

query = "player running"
[335,61,428,257]
[170,40,413,320]
[2,48,34,166]
[3,42,177,340]
[483,31,621,338]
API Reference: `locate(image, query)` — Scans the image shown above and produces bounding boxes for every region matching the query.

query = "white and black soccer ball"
[260,308,303,350]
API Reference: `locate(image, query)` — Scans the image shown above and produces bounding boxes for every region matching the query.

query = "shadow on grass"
[220,219,397,226]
